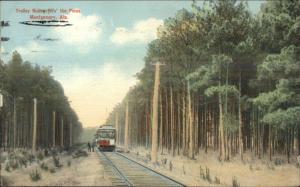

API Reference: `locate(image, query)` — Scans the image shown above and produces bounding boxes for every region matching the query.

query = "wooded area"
[0,52,83,151]
[106,0,300,163]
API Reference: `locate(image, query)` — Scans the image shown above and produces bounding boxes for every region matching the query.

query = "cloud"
[1,46,4,53]
[58,62,137,127]
[110,17,163,45]
[14,41,47,57]
[53,12,102,52]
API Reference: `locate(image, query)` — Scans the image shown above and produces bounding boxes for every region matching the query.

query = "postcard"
[0,0,299,186]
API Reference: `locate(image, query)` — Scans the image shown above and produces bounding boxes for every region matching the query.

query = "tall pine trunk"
[188,81,194,159]
[219,74,225,161]
[238,70,244,160]
[125,100,129,152]
[170,86,175,156]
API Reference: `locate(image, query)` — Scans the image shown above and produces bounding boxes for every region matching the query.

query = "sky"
[0,1,263,128]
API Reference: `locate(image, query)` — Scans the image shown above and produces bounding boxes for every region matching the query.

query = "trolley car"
[96,125,116,151]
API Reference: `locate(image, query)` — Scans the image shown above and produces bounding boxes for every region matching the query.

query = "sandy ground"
[124,146,300,187]
[1,150,112,186]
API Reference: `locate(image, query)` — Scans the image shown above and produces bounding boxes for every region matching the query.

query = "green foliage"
[262,107,300,128]
[103,0,300,164]
[256,46,299,82]
[0,51,83,144]
[223,113,239,133]
[205,85,239,98]
[253,45,300,129]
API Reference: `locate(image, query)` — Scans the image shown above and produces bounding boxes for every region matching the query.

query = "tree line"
[106,0,300,163]
[0,51,83,151]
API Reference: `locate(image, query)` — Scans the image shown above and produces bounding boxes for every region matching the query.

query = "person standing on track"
[92,141,96,152]
[87,142,91,152]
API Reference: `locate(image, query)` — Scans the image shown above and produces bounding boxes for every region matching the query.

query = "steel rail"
[97,150,132,186]
[98,150,185,187]
[115,152,185,187]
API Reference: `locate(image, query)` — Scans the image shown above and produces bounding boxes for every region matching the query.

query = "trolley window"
[99,130,115,139]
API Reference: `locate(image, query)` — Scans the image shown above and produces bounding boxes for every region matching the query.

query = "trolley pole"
[32,98,37,153]
[151,62,164,164]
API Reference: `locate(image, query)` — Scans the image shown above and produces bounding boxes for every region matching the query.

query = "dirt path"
[2,151,112,186]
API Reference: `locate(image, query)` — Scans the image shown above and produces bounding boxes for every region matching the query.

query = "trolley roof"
[98,125,115,130]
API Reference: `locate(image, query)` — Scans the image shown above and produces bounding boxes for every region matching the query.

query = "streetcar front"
[97,125,116,151]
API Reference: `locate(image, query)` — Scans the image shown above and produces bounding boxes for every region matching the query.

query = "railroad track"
[97,150,184,186]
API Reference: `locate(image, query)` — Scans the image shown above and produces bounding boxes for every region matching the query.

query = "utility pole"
[69,122,72,147]
[124,100,129,152]
[0,92,3,186]
[151,62,164,163]
[32,98,37,153]
[61,116,64,147]
[13,97,16,148]
[115,112,119,145]
[52,111,56,147]
[187,80,195,159]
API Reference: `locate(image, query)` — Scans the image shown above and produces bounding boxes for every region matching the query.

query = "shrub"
[274,158,284,166]
[249,164,253,171]
[161,158,167,165]
[52,156,62,168]
[0,154,6,163]
[37,151,44,161]
[40,162,48,171]
[49,167,56,173]
[44,149,49,157]
[9,158,19,170]
[67,160,71,167]
[5,163,10,172]
[214,176,220,184]
[169,161,173,171]
[29,169,41,181]
[267,162,275,170]
[18,157,28,168]
[28,154,35,164]
[72,150,88,159]
[146,153,151,161]
[205,166,211,183]
[232,176,240,187]
[200,166,205,180]
[50,149,58,156]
